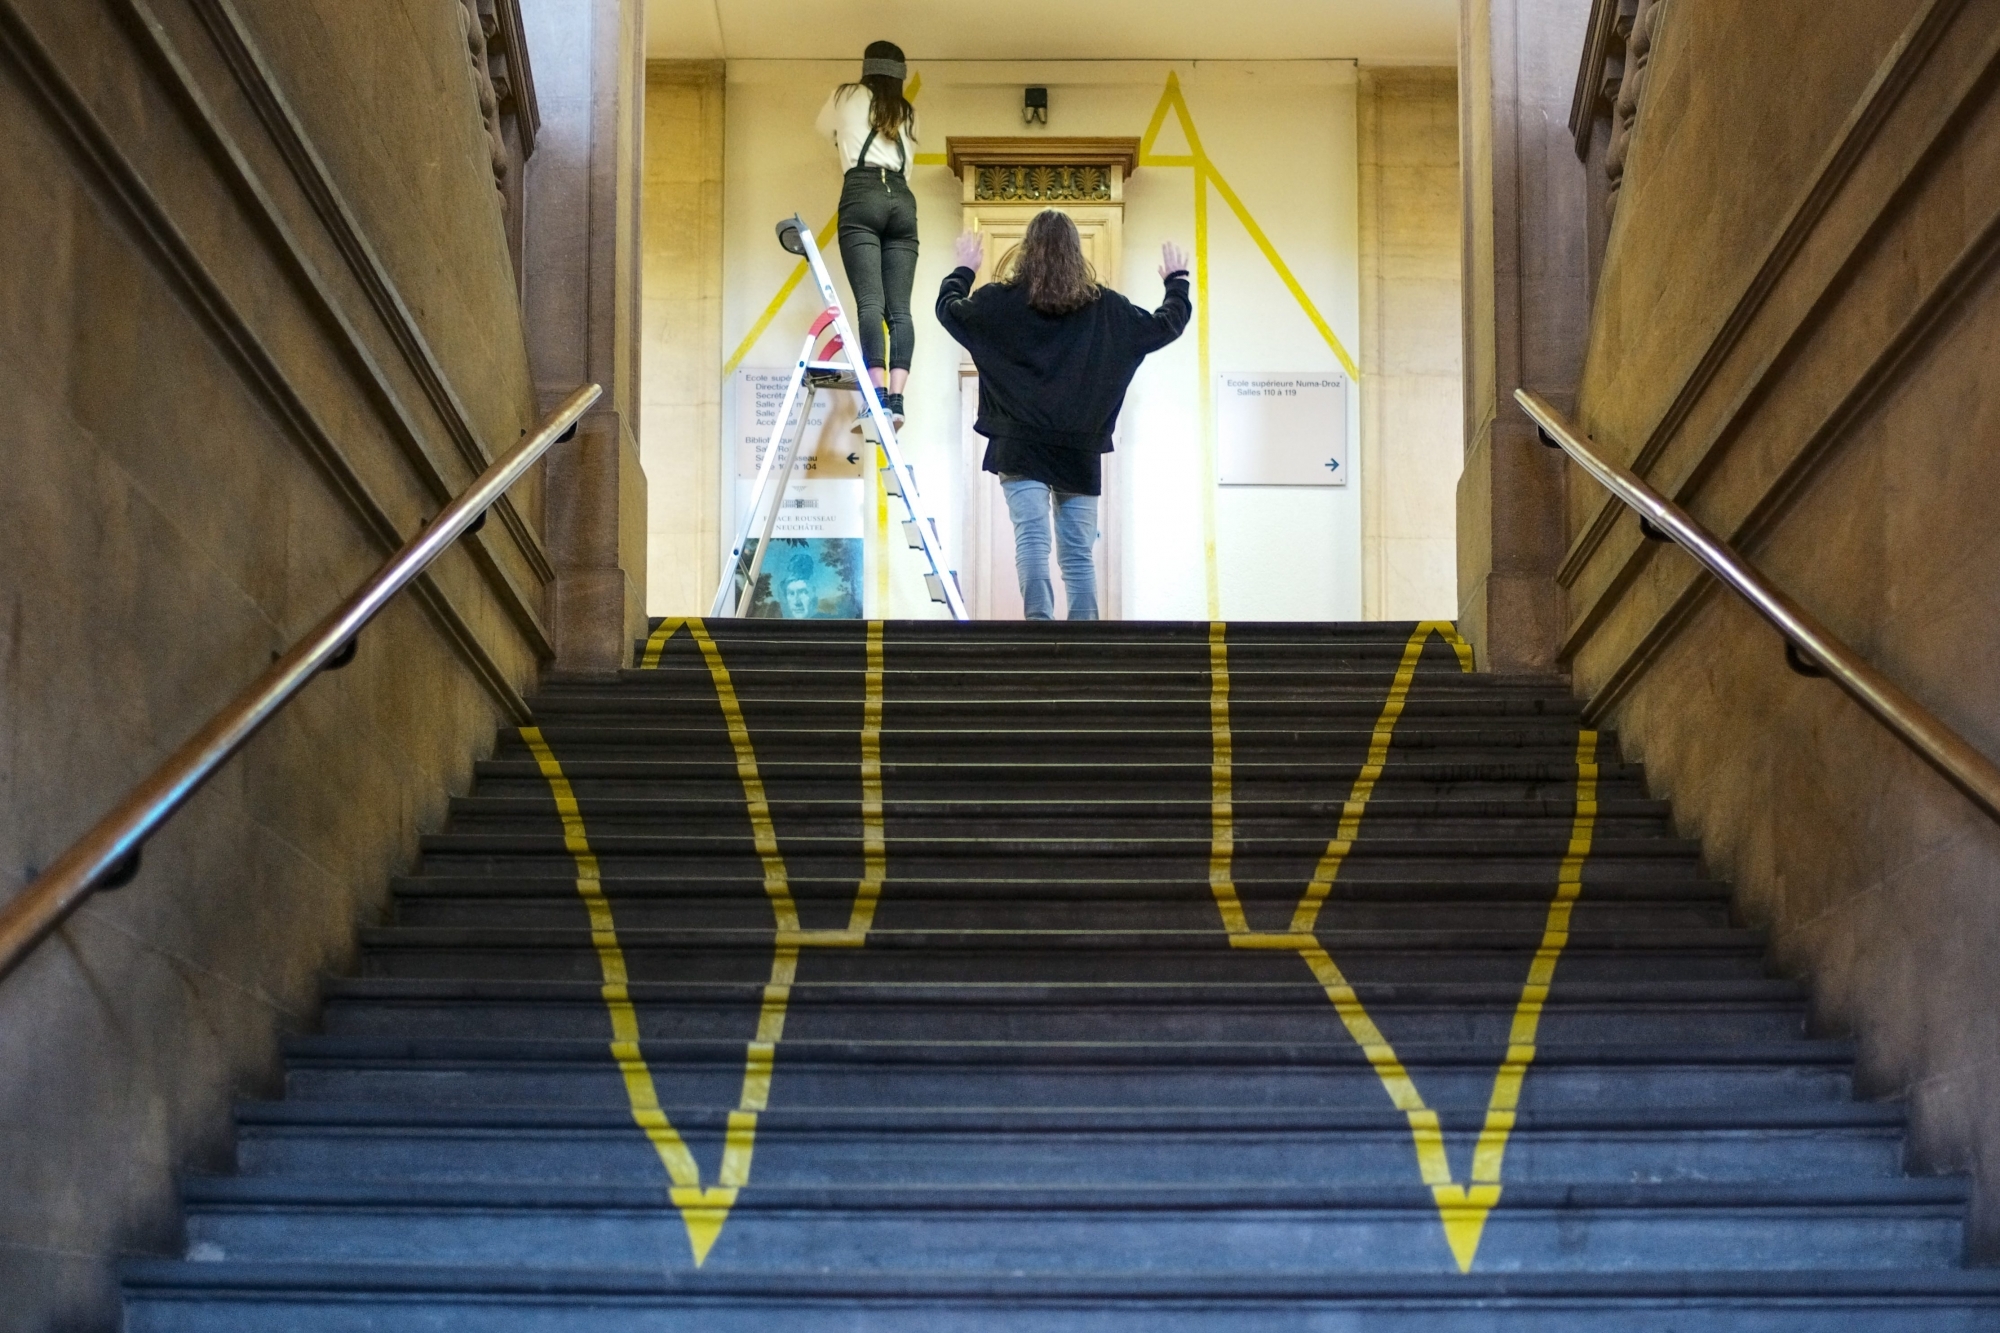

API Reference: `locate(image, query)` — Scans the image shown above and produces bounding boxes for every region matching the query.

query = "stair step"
[439,799,1674,843]
[352,928,1765,985]
[320,990,1799,1044]
[232,1102,1907,1186]
[472,755,1652,785]
[525,698,1586,722]
[119,1263,2000,1333]
[280,1038,1857,1110]
[446,794,1672,820]
[319,975,1809,1043]
[413,839,1707,884]
[172,1177,1969,1274]
[388,873,1729,902]
[497,725,1615,755]
[389,900,1734,935]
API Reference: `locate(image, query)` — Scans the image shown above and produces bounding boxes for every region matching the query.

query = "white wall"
[719,60,1365,620]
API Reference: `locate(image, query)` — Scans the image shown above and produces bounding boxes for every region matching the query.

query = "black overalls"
[836,124,919,373]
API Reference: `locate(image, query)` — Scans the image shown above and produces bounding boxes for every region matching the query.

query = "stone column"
[520,0,648,670]
[641,60,726,616]
[1457,0,1593,672]
[1359,66,1464,623]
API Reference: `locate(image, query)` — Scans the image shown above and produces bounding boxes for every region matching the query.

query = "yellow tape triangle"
[564,618,890,1262]
[1210,621,1600,1271]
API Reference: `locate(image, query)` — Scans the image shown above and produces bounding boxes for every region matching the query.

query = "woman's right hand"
[1160,241,1191,279]
[953,232,985,272]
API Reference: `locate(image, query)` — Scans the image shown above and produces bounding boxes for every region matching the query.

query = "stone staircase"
[122,619,2000,1329]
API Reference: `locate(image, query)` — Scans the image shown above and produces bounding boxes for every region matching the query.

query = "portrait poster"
[735,537,863,620]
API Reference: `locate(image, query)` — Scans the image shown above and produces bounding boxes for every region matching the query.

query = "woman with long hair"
[815,41,919,427]
[938,210,1191,620]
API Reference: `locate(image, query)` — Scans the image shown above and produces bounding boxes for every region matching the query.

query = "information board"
[730,369,867,617]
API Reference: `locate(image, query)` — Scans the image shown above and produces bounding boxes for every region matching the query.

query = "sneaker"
[852,394,905,435]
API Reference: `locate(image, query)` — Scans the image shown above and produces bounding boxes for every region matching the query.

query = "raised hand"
[1159,241,1191,279]
[953,232,985,272]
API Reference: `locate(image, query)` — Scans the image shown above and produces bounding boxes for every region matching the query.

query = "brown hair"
[838,41,914,142]
[996,210,1100,315]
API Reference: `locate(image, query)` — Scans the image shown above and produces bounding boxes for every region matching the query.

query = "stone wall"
[1359,66,1463,622]
[1563,0,2000,1253]
[0,0,552,1323]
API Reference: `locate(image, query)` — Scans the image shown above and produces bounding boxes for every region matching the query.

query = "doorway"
[945,138,1135,619]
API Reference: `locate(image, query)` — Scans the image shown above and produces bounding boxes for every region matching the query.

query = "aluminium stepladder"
[709,215,969,620]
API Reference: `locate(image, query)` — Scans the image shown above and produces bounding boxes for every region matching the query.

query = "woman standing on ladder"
[816,41,919,429]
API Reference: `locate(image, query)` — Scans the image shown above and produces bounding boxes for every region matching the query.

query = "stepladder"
[710,215,968,620]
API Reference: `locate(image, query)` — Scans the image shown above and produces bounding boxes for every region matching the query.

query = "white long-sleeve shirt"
[815,86,919,172]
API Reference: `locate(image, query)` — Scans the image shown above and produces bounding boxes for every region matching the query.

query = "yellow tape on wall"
[1209,622,1598,1271]
[1139,71,1362,618]
[723,71,1355,620]
[526,617,890,1264]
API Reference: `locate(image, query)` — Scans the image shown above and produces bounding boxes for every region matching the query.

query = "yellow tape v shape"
[524,617,888,1264]
[1208,621,1600,1272]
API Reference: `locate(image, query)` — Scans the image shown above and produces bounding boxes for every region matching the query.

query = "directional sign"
[1216,373,1349,487]
[735,369,866,480]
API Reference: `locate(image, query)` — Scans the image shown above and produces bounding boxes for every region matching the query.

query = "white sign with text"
[733,368,866,539]
[1216,373,1349,487]
[735,368,866,480]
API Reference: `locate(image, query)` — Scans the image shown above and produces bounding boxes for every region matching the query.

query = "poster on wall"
[727,369,867,618]
[1216,373,1350,486]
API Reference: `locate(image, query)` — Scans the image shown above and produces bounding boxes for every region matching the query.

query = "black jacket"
[936,267,1192,454]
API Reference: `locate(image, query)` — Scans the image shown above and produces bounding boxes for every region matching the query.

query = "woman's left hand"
[953,232,985,272]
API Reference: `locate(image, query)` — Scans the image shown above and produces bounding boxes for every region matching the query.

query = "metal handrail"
[0,383,603,985]
[1518,388,2000,824]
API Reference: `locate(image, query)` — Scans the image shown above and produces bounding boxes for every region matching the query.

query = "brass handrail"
[0,383,602,985]
[1518,388,2000,824]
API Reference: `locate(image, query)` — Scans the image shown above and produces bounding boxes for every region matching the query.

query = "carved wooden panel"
[973,165,1114,203]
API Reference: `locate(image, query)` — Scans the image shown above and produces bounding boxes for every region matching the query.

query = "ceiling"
[644,0,1458,63]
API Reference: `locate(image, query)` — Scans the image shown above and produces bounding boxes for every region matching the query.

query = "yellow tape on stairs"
[1206,621,1599,1271]
[525,617,888,1264]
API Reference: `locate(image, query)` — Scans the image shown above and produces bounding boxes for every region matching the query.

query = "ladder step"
[804,362,860,389]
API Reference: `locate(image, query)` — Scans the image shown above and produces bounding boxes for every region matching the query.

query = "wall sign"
[735,368,867,482]
[1216,373,1349,487]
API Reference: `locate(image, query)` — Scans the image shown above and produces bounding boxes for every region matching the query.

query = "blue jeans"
[1001,479,1099,621]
